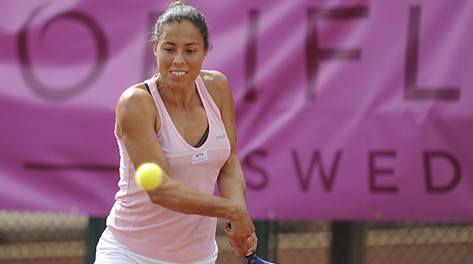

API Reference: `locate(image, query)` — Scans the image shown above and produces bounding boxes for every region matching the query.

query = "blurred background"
[1,0,472,263]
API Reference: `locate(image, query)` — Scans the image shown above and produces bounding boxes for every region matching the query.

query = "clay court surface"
[0,212,472,264]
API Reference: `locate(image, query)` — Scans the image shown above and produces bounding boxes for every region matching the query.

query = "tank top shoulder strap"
[144,75,165,136]
[195,75,222,118]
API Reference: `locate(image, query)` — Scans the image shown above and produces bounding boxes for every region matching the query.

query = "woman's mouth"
[170,71,187,77]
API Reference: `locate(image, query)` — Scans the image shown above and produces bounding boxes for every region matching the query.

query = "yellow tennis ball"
[135,163,163,190]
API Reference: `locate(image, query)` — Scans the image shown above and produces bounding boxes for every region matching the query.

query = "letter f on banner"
[306,7,369,99]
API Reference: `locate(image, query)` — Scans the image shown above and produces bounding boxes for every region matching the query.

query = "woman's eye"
[186,49,196,53]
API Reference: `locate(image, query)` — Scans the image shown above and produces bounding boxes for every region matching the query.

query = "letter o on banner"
[17,5,108,100]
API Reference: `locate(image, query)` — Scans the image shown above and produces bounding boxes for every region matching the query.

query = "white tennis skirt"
[94,227,218,264]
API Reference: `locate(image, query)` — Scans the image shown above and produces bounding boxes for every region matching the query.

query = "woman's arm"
[203,71,258,257]
[115,84,246,220]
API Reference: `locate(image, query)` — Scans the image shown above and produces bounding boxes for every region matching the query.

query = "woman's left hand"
[224,220,258,258]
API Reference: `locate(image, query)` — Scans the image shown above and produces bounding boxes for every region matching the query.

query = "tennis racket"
[227,223,276,264]
[244,252,275,264]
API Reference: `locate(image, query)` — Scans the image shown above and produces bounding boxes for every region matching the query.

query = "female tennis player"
[95,1,257,263]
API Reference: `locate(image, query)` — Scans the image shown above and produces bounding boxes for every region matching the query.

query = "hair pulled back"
[153,1,210,50]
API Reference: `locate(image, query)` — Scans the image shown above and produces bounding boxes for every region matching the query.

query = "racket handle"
[244,253,257,264]
[244,253,275,264]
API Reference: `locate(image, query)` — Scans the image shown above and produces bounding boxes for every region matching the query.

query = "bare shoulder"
[117,83,155,113]
[116,82,157,132]
[200,70,232,107]
[200,70,228,83]
[200,70,230,91]
[115,83,159,137]
[119,83,150,103]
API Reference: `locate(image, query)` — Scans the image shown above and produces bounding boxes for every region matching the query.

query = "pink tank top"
[107,75,231,262]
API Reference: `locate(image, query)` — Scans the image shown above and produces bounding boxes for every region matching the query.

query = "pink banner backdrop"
[1,0,472,221]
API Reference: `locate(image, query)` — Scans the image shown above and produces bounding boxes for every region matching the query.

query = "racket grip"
[244,253,257,264]
[244,253,275,264]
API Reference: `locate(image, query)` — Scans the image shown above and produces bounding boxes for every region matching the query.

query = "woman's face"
[154,20,207,89]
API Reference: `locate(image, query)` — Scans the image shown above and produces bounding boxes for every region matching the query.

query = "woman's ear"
[152,39,158,56]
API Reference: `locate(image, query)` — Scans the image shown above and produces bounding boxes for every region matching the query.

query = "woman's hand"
[224,218,258,258]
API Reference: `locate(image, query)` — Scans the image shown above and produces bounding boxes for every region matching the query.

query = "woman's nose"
[173,51,185,64]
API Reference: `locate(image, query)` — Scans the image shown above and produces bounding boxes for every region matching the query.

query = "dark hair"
[153,1,210,50]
